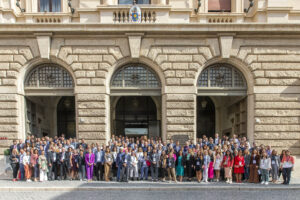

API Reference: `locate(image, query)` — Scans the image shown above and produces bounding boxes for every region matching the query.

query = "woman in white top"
[130,152,139,180]
[23,150,31,182]
[260,152,271,185]
[214,151,222,182]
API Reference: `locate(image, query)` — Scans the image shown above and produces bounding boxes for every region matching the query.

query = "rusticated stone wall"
[1,36,300,155]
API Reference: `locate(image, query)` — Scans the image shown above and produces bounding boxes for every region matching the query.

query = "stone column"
[76,87,109,145]
[247,93,254,144]
[163,86,197,144]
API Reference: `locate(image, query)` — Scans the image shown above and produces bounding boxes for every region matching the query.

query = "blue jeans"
[34,164,39,178]
[117,165,122,181]
[140,166,148,180]
[19,164,25,180]
[244,166,249,180]
[261,169,269,182]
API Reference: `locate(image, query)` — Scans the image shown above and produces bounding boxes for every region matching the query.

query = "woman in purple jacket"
[85,148,95,182]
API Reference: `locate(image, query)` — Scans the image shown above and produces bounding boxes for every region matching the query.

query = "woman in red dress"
[234,150,245,183]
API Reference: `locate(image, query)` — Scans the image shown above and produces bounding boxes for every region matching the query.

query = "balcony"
[24,13,72,23]
[197,13,245,23]
[97,5,173,24]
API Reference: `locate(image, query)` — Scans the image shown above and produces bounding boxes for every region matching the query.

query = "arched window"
[111,64,160,88]
[25,63,73,88]
[197,63,246,96]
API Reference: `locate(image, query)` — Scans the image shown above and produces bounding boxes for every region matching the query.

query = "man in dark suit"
[47,147,58,180]
[10,140,18,154]
[150,148,160,181]
[116,148,123,182]
[120,149,131,182]
[94,147,105,181]
[58,148,68,180]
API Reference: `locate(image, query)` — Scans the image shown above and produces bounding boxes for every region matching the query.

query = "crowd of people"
[9,134,295,185]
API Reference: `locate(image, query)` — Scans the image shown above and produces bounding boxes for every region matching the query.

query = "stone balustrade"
[113,8,157,23]
[24,13,72,24]
[34,16,62,23]
[198,13,245,23]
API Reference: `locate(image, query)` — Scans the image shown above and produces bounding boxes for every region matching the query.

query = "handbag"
[146,160,151,167]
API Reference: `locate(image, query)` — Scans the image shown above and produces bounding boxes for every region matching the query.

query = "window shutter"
[208,0,231,12]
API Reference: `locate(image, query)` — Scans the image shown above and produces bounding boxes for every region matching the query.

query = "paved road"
[1,189,300,200]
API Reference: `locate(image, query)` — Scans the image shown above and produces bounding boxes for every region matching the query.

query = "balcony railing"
[24,13,71,23]
[208,16,234,23]
[113,9,157,23]
[35,17,62,23]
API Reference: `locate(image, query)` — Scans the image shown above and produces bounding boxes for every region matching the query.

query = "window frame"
[38,0,62,12]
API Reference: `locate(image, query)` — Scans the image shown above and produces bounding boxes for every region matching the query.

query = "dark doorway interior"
[57,96,76,138]
[197,96,215,139]
[114,96,160,137]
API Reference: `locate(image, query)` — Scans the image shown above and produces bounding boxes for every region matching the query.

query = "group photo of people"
[9,133,295,185]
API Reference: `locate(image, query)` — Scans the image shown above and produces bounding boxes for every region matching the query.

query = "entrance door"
[114,96,160,137]
[197,96,215,138]
[57,97,76,138]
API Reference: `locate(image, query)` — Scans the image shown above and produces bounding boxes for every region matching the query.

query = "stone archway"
[110,63,162,138]
[197,63,248,139]
[24,63,75,138]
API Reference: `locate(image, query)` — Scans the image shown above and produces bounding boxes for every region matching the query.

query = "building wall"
[0,33,300,155]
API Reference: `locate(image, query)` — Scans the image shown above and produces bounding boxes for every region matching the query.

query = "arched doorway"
[197,63,247,139]
[110,64,161,138]
[24,63,75,138]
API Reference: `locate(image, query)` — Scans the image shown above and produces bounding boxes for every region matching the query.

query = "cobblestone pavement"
[0,189,300,200]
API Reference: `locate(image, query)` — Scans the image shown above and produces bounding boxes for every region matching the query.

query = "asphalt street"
[1,189,300,200]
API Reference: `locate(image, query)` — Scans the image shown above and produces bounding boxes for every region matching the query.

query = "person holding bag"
[10,149,19,182]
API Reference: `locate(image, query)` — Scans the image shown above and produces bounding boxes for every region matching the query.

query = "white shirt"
[23,155,30,165]
[260,158,271,169]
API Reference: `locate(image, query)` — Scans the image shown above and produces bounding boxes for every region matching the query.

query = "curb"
[0,186,299,192]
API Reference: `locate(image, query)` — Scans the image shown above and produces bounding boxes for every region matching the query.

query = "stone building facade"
[0,0,300,170]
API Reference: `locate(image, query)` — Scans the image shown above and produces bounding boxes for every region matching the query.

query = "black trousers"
[120,165,130,182]
[282,167,292,184]
[159,167,168,179]
[59,162,68,180]
[11,163,19,179]
[186,164,193,179]
[151,165,158,180]
[95,162,104,180]
[48,162,57,180]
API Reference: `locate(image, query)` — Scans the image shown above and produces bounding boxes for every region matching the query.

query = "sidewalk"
[0,180,299,191]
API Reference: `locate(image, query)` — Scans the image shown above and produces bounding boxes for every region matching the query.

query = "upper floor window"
[118,0,150,5]
[208,0,231,12]
[39,0,61,12]
[111,64,160,88]
[25,64,73,88]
